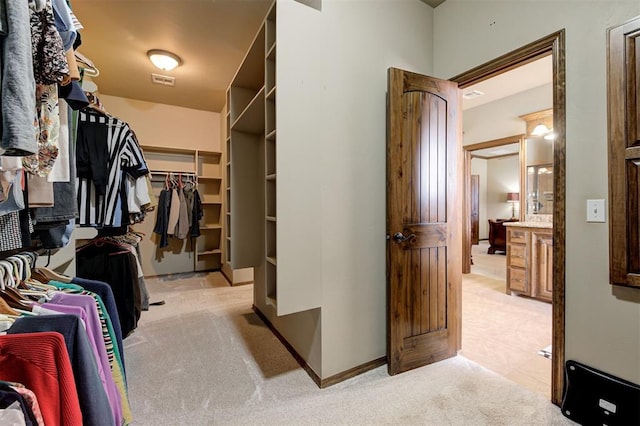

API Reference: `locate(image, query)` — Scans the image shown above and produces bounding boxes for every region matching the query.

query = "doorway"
[462,134,554,399]
[452,30,566,405]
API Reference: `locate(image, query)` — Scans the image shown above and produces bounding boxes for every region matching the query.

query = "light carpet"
[125,272,574,425]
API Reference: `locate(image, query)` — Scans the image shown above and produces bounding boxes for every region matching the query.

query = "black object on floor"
[561,360,640,425]
[149,300,166,306]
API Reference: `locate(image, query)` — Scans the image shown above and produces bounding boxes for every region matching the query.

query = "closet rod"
[149,170,197,176]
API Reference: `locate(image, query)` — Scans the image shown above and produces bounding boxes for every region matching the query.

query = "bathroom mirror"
[526,135,554,216]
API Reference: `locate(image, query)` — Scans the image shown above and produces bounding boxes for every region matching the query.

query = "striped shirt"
[76,110,148,227]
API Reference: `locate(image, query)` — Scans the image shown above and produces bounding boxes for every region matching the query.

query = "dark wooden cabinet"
[487,219,517,254]
[607,16,640,287]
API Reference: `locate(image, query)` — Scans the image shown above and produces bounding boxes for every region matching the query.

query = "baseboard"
[252,305,387,388]
[320,356,387,388]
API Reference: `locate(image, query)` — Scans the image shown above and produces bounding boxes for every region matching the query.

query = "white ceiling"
[71,1,549,116]
[73,0,273,112]
[462,55,553,111]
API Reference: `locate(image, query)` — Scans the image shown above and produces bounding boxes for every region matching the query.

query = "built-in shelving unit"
[139,145,223,275]
[224,1,321,314]
[222,4,275,284]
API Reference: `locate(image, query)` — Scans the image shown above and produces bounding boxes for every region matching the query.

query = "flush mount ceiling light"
[147,49,182,71]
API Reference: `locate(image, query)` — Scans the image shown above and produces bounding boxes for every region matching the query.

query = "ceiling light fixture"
[147,49,182,71]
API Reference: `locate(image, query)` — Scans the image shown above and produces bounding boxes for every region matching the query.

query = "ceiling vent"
[151,73,175,87]
[462,90,484,100]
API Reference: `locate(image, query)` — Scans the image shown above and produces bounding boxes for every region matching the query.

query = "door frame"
[451,30,566,406]
[463,134,526,272]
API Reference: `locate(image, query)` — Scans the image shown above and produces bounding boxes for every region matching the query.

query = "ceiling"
[72,0,273,112]
[72,0,547,116]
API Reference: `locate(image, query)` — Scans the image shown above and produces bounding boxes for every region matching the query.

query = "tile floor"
[461,240,553,399]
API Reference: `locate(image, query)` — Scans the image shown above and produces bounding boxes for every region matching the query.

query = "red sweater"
[0,331,83,426]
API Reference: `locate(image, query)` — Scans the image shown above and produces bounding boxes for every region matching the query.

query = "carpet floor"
[124,272,574,425]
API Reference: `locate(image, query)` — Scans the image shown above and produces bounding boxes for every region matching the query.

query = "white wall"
[471,158,488,239]
[99,95,220,152]
[435,0,640,384]
[486,156,519,220]
[463,83,551,145]
[277,0,434,378]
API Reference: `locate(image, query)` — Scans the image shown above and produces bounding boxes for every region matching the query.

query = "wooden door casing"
[387,68,462,375]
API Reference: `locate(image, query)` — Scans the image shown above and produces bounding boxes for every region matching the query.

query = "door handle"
[393,232,416,244]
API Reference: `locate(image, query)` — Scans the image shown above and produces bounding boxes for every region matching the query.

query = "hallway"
[461,241,553,399]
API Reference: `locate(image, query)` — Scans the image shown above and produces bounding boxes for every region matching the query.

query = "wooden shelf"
[200,225,222,230]
[231,88,265,134]
[266,256,277,266]
[266,174,276,181]
[266,86,276,102]
[266,216,276,222]
[138,143,224,275]
[267,43,276,61]
[198,249,222,256]
[266,129,276,141]
[140,145,196,155]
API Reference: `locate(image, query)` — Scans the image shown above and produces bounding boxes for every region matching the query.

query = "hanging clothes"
[7,315,115,426]
[75,239,142,337]
[75,108,149,228]
[1,0,38,156]
[153,187,171,248]
[0,332,83,426]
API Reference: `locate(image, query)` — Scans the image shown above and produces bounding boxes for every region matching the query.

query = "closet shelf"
[266,174,276,181]
[197,150,222,157]
[267,43,276,61]
[266,216,276,222]
[200,225,222,230]
[198,176,222,181]
[266,86,276,102]
[231,88,265,134]
[266,256,277,266]
[266,129,276,141]
[198,249,222,256]
[140,145,196,155]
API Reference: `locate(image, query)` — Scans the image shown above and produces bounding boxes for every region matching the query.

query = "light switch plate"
[586,199,606,222]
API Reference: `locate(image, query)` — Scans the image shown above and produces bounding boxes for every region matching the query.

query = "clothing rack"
[149,170,197,178]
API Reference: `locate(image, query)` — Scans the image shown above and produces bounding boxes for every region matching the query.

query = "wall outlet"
[586,199,606,222]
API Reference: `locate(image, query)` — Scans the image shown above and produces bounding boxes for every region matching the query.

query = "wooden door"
[387,68,462,375]
[470,175,480,245]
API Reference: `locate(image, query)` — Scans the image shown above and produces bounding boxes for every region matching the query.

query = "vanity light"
[531,123,551,136]
[147,49,182,71]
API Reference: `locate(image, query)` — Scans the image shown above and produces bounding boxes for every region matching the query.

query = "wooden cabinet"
[607,16,640,287]
[506,224,553,302]
[139,145,223,275]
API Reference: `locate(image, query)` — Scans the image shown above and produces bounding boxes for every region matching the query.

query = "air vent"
[151,73,175,87]
[462,90,484,100]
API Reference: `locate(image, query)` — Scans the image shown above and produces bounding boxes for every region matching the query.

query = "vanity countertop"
[503,221,552,229]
